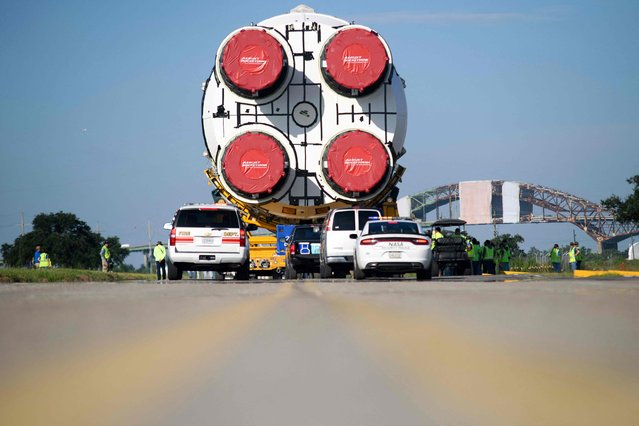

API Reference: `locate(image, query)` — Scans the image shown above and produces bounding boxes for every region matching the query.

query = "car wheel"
[234,258,250,280]
[167,259,182,280]
[320,261,332,279]
[416,265,432,281]
[285,264,297,280]
[353,260,366,280]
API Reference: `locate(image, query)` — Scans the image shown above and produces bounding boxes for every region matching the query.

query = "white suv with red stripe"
[163,204,251,280]
[353,219,432,281]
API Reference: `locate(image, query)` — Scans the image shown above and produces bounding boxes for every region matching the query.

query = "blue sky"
[1,1,638,262]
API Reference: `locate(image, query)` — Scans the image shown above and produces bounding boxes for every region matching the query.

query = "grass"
[0,268,154,283]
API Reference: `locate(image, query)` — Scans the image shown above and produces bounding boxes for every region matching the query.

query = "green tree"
[491,233,525,256]
[1,212,129,269]
[602,175,639,223]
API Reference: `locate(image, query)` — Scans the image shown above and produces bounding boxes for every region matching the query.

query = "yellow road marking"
[0,284,293,425]
[313,285,639,425]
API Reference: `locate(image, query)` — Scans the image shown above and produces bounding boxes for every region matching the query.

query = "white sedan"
[353,219,432,281]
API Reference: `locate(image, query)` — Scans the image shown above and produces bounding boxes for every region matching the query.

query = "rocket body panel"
[202,6,407,222]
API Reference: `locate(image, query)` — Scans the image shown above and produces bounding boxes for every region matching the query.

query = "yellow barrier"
[573,270,639,278]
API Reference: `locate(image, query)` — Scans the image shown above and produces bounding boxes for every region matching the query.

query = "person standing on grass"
[100,242,111,272]
[569,242,578,273]
[38,250,52,268]
[33,245,41,268]
[550,244,562,273]
[154,241,166,281]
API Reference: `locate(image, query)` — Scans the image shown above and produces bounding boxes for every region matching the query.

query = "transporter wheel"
[416,266,432,281]
[234,259,250,281]
[320,261,333,279]
[167,259,182,281]
[333,269,347,279]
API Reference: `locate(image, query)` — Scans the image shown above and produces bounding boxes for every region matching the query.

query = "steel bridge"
[402,180,639,252]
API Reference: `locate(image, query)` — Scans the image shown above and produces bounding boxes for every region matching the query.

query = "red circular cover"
[222,132,286,194]
[324,28,388,91]
[221,29,284,93]
[326,131,388,192]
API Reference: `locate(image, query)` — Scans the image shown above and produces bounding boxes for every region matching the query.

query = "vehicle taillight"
[360,238,378,245]
[325,217,331,232]
[290,242,296,255]
[169,228,176,246]
[412,238,429,245]
[240,228,246,247]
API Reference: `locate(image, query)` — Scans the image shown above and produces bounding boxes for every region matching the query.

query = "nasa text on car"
[353,219,432,281]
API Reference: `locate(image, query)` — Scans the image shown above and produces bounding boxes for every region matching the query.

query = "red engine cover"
[221,29,285,94]
[324,28,388,92]
[326,131,389,193]
[222,132,286,194]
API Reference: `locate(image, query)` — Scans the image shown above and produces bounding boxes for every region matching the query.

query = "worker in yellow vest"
[154,241,167,281]
[568,242,578,273]
[38,251,52,268]
[100,242,111,272]
[469,238,482,275]
[431,226,444,249]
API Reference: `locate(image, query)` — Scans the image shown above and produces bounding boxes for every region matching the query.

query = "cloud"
[353,9,565,24]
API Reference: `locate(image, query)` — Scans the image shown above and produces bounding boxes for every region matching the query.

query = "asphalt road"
[1,275,638,425]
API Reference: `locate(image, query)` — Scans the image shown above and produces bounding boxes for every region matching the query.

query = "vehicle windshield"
[293,227,321,241]
[366,221,420,235]
[176,209,239,228]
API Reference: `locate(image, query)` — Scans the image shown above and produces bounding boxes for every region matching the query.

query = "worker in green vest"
[100,242,111,272]
[154,241,167,281]
[575,242,584,270]
[568,242,578,273]
[497,242,511,273]
[482,240,496,275]
[469,238,482,275]
[38,251,52,268]
[550,244,561,273]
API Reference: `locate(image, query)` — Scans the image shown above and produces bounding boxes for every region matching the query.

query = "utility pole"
[19,212,25,267]
[573,229,577,243]
[147,220,152,274]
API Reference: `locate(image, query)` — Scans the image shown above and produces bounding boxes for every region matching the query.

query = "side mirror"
[349,234,358,239]
[163,223,172,230]
[246,224,258,232]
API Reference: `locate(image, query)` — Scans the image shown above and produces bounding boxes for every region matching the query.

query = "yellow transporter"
[249,234,285,279]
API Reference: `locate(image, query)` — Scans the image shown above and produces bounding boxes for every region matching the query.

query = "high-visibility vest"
[550,248,561,263]
[38,253,51,268]
[101,245,111,259]
[431,231,444,249]
[154,245,166,261]
[499,248,510,263]
[569,247,577,263]
[472,243,482,261]
[483,246,495,260]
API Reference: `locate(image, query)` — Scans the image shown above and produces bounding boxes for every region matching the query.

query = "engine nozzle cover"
[324,130,389,195]
[222,132,288,196]
[220,29,286,97]
[322,27,389,97]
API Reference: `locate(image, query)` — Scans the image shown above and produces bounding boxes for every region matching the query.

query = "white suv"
[319,208,381,278]
[163,204,251,280]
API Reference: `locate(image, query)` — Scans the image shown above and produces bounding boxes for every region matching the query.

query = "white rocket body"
[201,5,407,221]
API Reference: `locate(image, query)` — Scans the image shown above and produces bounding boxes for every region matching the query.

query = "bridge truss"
[407,181,639,252]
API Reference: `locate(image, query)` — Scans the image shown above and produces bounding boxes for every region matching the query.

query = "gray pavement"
[1,276,638,425]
